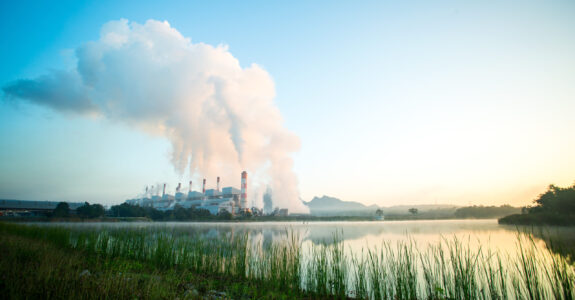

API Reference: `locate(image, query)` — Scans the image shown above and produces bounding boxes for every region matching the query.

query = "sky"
[1,0,574,208]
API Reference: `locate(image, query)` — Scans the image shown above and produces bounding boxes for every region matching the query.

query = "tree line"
[499,183,575,226]
[454,205,520,219]
[52,202,105,219]
[51,202,234,221]
[109,202,233,221]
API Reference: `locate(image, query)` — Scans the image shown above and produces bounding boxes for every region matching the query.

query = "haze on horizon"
[1,0,574,208]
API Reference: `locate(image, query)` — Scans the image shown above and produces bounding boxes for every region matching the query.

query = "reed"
[1,222,574,299]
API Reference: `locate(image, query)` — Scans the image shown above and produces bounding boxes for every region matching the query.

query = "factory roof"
[0,199,85,210]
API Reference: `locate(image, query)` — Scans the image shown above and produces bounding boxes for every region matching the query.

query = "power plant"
[125,171,256,215]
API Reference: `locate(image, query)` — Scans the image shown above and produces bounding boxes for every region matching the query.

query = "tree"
[90,204,105,218]
[375,209,384,217]
[173,205,189,220]
[110,203,146,217]
[529,183,575,215]
[454,205,520,219]
[76,202,105,219]
[498,183,575,226]
[218,210,232,220]
[408,208,418,215]
[52,202,70,218]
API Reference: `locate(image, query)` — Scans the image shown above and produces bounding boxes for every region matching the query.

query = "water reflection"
[33,219,574,298]
[39,219,565,255]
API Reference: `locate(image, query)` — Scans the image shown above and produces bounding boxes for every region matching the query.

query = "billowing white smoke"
[3,19,309,213]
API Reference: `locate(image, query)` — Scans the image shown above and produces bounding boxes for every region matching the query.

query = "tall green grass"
[1,222,574,299]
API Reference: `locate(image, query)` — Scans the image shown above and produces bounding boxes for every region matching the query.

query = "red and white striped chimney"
[217,176,220,192]
[162,183,166,197]
[241,171,247,209]
[202,179,206,194]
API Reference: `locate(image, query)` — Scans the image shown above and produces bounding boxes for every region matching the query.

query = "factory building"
[125,171,249,215]
[0,199,85,217]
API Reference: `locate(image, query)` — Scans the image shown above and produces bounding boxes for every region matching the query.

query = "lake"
[33,219,575,299]
[37,219,555,251]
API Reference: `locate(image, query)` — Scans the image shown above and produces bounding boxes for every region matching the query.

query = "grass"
[0,231,187,299]
[1,222,574,299]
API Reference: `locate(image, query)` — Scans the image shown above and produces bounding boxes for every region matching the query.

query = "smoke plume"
[3,19,308,213]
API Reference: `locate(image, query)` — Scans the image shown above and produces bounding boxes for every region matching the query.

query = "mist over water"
[38,219,545,253]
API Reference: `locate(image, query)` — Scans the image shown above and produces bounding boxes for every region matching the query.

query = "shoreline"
[0,215,513,223]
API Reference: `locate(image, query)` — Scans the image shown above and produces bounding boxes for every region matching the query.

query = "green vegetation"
[455,205,520,219]
[0,222,314,299]
[40,200,523,222]
[499,183,575,226]
[109,203,218,221]
[1,222,574,299]
[51,202,70,218]
[76,202,105,219]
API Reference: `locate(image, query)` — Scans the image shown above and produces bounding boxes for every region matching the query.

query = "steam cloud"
[3,19,308,213]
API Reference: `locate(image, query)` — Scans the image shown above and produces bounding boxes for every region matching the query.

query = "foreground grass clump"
[0,232,186,299]
[0,223,316,299]
[1,222,574,299]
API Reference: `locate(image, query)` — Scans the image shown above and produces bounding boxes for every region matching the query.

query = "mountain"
[304,195,459,216]
[304,196,375,216]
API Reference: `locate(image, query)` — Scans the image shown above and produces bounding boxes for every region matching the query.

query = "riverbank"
[2,221,574,299]
[0,222,320,299]
[2,214,512,223]
[498,213,575,226]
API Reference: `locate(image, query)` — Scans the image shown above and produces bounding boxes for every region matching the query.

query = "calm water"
[37,219,564,255]
[34,219,575,298]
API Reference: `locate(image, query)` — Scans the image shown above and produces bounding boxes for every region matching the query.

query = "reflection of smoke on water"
[38,220,553,254]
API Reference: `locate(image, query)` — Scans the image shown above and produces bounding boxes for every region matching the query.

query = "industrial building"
[126,171,251,215]
[0,199,85,217]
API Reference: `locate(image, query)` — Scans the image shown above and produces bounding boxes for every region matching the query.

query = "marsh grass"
[1,222,574,299]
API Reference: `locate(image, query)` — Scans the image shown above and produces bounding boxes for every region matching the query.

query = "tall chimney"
[189,180,192,192]
[241,171,247,209]
[162,183,166,197]
[202,179,206,194]
[176,182,181,193]
[217,176,220,192]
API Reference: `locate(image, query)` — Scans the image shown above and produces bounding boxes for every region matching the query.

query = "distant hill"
[304,195,458,217]
[304,196,375,216]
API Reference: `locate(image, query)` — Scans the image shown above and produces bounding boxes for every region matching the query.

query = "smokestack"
[241,171,247,209]
[217,176,220,192]
[189,180,192,192]
[162,183,166,197]
[176,182,181,193]
[202,178,206,194]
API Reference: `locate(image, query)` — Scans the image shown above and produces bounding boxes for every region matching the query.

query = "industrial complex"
[0,200,85,217]
[125,171,262,215]
[0,171,289,218]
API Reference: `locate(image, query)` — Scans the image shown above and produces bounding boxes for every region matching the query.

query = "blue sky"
[1,0,575,207]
